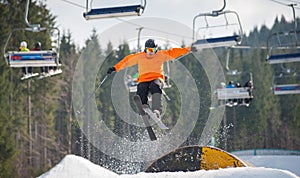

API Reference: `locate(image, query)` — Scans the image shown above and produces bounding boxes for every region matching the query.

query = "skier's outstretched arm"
[163,47,191,60]
[107,53,141,74]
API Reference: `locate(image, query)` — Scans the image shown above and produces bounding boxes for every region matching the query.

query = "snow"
[241,155,300,176]
[38,154,300,178]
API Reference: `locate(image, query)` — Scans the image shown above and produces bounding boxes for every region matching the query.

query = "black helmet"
[145,39,157,48]
[35,42,41,49]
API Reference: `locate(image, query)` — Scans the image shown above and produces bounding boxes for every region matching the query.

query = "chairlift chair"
[225,47,242,75]
[3,27,61,68]
[266,31,300,64]
[271,71,300,95]
[273,84,300,95]
[266,4,300,64]
[216,73,253,107]
[3,0,62,78]
[83,0,146,20]
[191,5,243,50]
[267,52,300,64]
[193,35,241,50]
[266,4,300,95]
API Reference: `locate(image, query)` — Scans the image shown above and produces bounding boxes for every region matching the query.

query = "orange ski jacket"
[114,47,190,83]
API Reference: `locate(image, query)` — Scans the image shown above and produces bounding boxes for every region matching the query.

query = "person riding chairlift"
[31,42,50,76]
[20,41,33,78]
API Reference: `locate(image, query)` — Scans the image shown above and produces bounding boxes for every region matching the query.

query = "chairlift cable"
[269,0,300,9]
[282,0,300,4]
[233,45,300,49]
[60,0,85,9]
[115,18,193,40]
[269,0,290,6]
[55,0,194,42]
[56,0,192,42]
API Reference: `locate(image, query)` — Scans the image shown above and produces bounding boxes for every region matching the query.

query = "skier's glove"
[107,67,116,74]
[191,45,197,52]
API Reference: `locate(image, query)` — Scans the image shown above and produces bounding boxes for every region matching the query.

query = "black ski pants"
[136,79,163,105]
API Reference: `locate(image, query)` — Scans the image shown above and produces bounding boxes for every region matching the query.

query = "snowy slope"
[38,154,299,178]
[241,155,300,176]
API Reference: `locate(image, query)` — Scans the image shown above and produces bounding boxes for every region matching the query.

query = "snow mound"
[38,154,299,178]
[38,155,118,178]
[125,168,298,178]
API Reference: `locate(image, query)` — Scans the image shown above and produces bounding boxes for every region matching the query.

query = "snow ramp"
[145,145,252,172]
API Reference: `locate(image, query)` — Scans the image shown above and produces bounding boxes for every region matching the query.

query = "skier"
[107,39,191,120]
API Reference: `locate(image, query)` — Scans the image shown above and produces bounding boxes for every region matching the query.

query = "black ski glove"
[191,45,197,52]
[107,67,116,74]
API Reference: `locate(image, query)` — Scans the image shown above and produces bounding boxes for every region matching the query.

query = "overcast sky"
[45,0,300,48]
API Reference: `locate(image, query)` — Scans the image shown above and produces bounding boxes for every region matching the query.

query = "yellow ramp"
[200,146,249,170]
[145,145,252,172]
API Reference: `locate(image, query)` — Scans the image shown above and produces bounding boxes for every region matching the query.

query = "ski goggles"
[145,47,157,54]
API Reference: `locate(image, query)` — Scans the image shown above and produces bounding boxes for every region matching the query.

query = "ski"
[133,95,157,141]
[37,73,51,80]
[21,73,39,80]
[48,69,62,76]
[37,69,62,80]
[142,106,169,130]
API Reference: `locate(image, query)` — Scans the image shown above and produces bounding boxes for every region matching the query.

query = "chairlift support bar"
[213,0,226,14]
[225,47,241,75]
[3,27,45,52]
[197,23,238,31]
[25,0,46,31]
[83,0,146,20]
